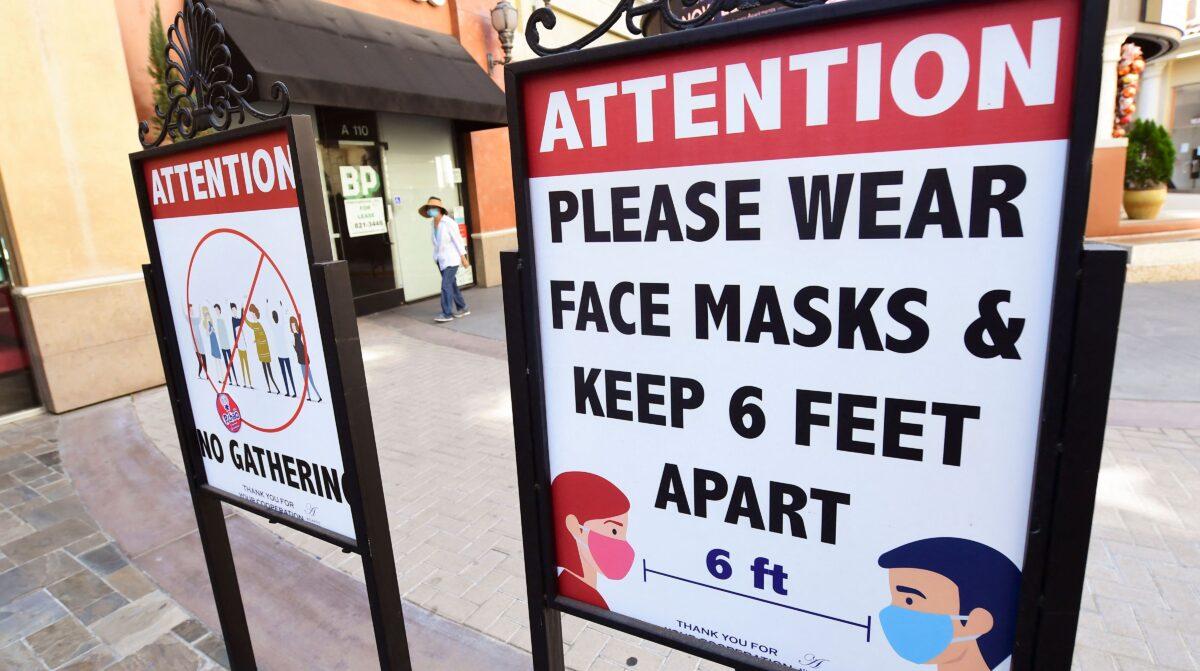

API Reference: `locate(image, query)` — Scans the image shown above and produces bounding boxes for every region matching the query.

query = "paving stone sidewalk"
[1072,426,1200,671]
[125,302,1200,671]
[0,413,228,670]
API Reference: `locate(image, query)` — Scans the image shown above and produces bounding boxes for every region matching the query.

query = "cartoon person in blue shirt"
[878,537,1021,670]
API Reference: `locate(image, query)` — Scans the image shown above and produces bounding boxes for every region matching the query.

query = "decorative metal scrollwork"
[527,0,829,56]
[138,0,289,148]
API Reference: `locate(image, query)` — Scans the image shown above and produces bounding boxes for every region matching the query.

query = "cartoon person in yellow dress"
[244,304,282,394]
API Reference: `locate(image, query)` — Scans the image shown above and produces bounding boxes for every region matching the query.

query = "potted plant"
[1123,119,1175,220]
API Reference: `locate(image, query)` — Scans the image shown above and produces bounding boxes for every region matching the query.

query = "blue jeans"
[440,266,467,317]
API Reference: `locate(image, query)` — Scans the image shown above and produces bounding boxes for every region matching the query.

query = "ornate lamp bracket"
[526,0,829,56]
[138,0,290,148]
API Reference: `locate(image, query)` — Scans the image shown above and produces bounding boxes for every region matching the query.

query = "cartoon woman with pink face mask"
[551,471,635,610]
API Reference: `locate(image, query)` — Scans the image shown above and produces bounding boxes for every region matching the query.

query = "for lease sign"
[141,125,355,540]
[518,0,1082,668]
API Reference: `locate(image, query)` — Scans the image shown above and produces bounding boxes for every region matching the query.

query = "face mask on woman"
[579,525,635,579]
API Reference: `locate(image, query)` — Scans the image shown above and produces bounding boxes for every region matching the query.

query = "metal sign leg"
[501,251,566,671]
[143,265,257,670]
[310,261,413,671]
[190,495,257,670]
[1025,243,1128,669]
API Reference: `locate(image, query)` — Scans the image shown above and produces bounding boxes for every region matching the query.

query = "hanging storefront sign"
[133,112,410,670]
[321,107,380,143]
[503,0,1120,670]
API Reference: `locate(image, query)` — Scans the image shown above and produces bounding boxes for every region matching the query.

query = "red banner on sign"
[522,0,1077,178]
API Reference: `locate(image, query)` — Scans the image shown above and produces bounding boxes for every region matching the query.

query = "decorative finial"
[526,0,828,56]
[138,0,291,148]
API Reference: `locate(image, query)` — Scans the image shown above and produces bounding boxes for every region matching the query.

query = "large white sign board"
[514,0,1086,668]
[140,126,355,540]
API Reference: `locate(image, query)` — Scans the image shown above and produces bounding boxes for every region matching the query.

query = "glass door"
[379,114,472,302]
[317,109,397,298]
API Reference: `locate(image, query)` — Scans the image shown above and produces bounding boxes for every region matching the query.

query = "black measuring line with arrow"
[641,559,873,642]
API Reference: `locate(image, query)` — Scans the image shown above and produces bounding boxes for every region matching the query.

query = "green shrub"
[1124,119,1175,190]
[147,0,169,134]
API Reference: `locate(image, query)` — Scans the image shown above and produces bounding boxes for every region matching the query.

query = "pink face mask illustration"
[584,527,635,579]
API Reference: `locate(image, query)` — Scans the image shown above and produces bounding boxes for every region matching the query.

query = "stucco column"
[0,1,163,412]
[1136,58,1169,124]
[1086,30,1133,237]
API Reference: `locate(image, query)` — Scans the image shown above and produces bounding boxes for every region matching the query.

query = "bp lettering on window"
[339,165,387,238]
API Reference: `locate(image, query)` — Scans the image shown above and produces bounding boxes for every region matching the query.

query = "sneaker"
[455,310,471,318]
[434,315,454,323]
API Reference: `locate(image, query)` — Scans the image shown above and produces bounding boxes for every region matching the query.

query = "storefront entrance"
[380,114,473,303]
[317,108,474,313]
[0,240,38,415]
[210,0,507,316]
[319,110,395,299]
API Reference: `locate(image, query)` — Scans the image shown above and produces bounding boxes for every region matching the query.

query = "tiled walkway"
[133,312,717,671]
[0,413,227,670]
[130,302,1200,671]
[1072,426,1200,671]
[4,284,1196,671]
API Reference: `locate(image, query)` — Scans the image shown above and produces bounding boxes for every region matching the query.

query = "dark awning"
[209,0,507,128]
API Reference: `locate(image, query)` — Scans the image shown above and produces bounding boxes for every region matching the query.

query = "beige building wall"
[1150,48,1200,128]
[0,1,162,412]
[1167,55,1200,93]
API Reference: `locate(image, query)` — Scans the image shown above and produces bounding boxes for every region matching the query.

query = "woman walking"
[244,304,281,394]
[420,196,470,323]
[290,316,322,402]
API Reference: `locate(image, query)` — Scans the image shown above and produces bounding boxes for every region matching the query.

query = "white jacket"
[431,216,467,271]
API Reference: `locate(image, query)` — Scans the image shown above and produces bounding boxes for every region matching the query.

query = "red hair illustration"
[552,471,634,610]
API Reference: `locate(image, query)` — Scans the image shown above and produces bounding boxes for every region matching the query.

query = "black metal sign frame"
[131,116,410,670]
[501,0,1119,669]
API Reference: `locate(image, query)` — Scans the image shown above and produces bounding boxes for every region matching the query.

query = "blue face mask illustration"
[879,605,978,664]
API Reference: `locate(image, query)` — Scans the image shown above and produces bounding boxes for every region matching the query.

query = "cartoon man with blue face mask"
[878,537,1021,670]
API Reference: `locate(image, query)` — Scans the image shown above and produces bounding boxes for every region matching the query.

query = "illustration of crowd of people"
[187,299,323,403]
